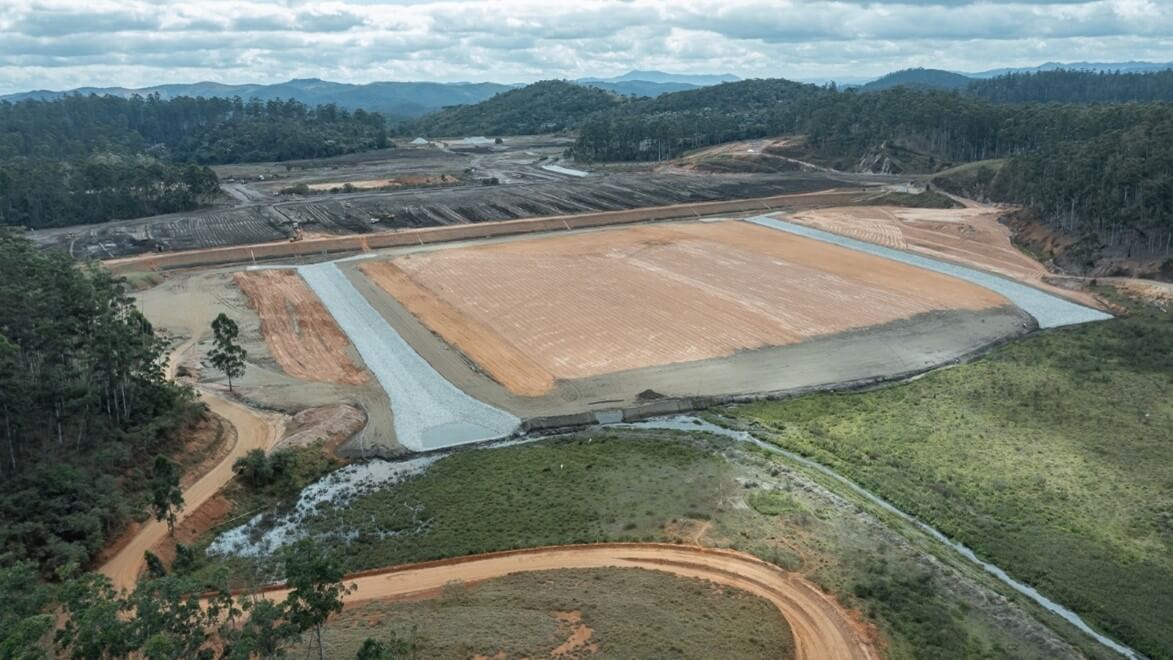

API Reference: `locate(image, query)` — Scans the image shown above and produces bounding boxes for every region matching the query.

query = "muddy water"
[616,416,1139,660]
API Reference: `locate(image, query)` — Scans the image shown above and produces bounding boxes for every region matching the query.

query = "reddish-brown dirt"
[234,270,368,385]
[150,494,233,566]
[359,260,555,396]
[785,205,1104,308]
[276,404,367,454]
[101,335,286,591]
[255,544,878,660]
[551,610,598,657]
[366,221,1007,396]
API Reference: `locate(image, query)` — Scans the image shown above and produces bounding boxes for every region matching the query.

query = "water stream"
[615,415,1141,660]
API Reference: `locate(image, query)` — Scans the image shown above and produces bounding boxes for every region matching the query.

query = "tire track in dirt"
[255,544,879,660]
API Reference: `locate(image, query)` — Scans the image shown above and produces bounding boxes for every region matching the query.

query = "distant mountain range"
[0,70,739,117]
[4,62,1169,117]
[966,61,1173,78]
[0,79,514,118]
[578,70,740,86]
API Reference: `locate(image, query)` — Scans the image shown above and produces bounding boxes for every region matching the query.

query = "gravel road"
[749,215,1113,329]
[298,261,520,451]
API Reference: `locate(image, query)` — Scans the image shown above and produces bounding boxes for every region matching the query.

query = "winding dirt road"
[99,336,285,592]
[260,544,879,660]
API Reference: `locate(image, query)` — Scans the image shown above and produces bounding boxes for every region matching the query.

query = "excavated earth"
[34,169,890,259]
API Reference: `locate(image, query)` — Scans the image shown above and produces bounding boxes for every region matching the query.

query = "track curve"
[260,543,879,660]
[99,335,285,591]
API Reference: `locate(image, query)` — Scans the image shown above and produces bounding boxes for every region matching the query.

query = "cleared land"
[323,568,794,659]
[362,221,1008,396]
[783,205,1103,308]
[724,296,1172,658]
[36,168,875,259]
[234,270,367,385]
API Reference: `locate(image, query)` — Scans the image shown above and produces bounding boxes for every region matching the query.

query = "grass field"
[320,568,794,659]
[724,297,1172,658]
[220,432,1090,659]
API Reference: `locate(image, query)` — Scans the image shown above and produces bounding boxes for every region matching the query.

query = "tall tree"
[148,455,184,534]
[281,539,353,660]
[207,314,246,392]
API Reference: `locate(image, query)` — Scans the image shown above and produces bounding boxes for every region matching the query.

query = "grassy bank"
[321,568,794,659]
[210,432,1088,658]
[724,300,1172,658]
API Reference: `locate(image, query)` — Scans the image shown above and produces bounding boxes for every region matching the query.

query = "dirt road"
[99,337,285,592]
[259,544,878,660]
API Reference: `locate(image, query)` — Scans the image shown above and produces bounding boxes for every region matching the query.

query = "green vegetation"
[301,436,730,569]
[415,80,620,137]
[861,68,974,92]
[1,537,353,658]
[0,94,389,228]
[322,568,795,659]
[725,301,1173,658]
[0,230,198,577]
[240,432,1083,658]
[208,314,247,392]
[968,69,1173,104]
[562,77,1173,256]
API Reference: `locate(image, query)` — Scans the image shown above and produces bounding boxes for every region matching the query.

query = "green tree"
[208,314,247,392]
[281,539,353,660]
[149,455,184,534]
[233,448,274,487]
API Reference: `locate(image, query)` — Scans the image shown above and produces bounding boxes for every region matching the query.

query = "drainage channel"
[614,415,1141,660]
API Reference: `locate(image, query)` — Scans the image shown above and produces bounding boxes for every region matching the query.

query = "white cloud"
[0,0,1170,93]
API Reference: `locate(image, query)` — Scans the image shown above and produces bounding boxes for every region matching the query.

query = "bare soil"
[256,544,878,660]
[785,205,1104,308]
[362,221,1007,396]
[234,270,368,385]
[276,404,367,454]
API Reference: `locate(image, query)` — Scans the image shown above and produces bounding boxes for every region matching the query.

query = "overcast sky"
[1,0,1171,94]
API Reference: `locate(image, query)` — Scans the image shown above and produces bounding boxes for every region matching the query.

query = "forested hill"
[860,68,973,92]
[968,69,1173,104]
[570,81,1173,267]
[414,80,622,137]
[0,94,389,229]
[0,94,388,164]
[571,78,822,161]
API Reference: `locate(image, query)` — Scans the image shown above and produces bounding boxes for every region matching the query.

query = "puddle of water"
[616,415,1139,660]
[207,456,437,558]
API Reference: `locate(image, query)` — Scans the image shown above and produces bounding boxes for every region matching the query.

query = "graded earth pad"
[782,205,1104,309]
[360,221,1010,397]
[234,270,368,385]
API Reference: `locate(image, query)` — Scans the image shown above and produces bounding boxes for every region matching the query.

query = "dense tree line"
[0,94,390,229]
[573,79,821,161]
[413,80,620,137]
[567,79,1173,258]
[0,94,389,164]
[968,69,1173,104]
[0,155,220,229]
[0,230,198,575]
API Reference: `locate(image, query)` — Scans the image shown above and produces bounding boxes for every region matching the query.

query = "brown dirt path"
[99,336,286,592]
[257,544,878,660]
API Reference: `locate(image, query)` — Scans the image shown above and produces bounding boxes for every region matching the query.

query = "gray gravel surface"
[298,261,520,451]
[748,215,1112,329]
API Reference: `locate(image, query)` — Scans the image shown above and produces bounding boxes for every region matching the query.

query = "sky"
[1,0,1171,94]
